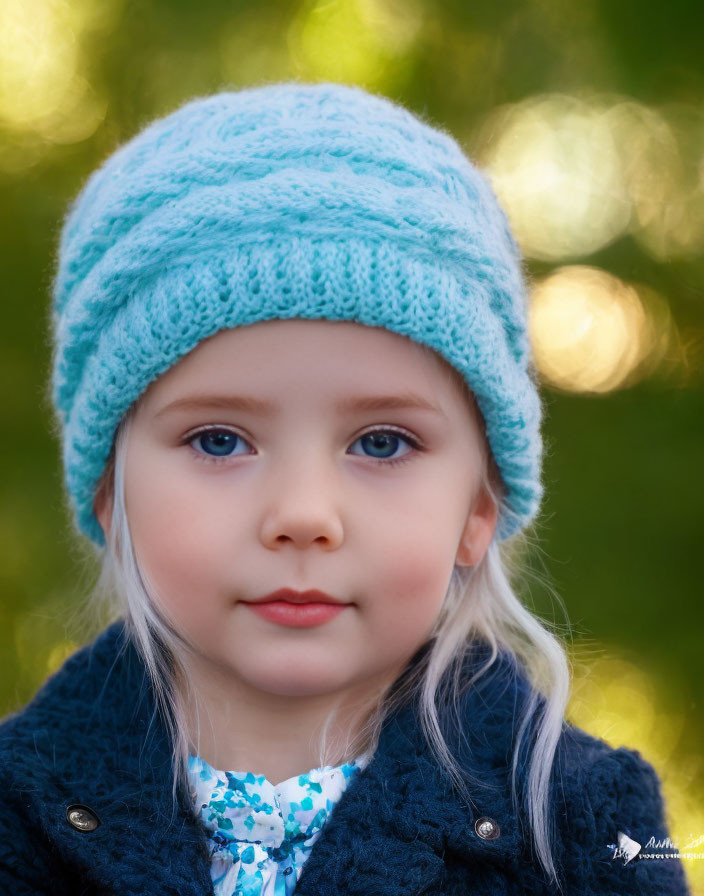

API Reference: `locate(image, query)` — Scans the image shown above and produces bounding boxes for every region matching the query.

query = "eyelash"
[182,425,424,468]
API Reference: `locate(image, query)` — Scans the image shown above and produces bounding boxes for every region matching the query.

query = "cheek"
[125,460,231,618]
[368,520,455,637]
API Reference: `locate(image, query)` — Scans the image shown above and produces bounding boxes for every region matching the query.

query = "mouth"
[245,588,350,606]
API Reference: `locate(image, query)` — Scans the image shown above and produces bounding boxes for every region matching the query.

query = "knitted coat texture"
[0,621,690,895]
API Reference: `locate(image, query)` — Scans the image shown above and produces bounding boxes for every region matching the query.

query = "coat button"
[474,816,500,840]
[66,804,100,832]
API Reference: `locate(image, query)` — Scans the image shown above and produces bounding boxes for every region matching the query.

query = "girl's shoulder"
[554,719,670,835]
[547,721,691,893]
[0,620,141,895]
[460,641,668,793]
[450,645,690,892]
[557,717,659,785]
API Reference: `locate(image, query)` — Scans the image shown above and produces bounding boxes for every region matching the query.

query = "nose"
[259,460,344,551]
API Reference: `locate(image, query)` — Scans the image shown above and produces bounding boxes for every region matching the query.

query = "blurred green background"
[1,0,702,890]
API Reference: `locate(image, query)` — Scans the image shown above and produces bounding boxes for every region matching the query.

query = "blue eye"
[350,430,417,465]
[185,426,422,467]
[188,429,251,461]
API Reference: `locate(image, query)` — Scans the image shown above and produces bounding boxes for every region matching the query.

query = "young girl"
[0,81,690,896]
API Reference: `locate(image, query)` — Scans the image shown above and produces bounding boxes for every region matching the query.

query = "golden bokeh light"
[475,92,704,263]
[288,0,423,85]
[0,0,116,172]
[0,0,80,129]
[46,640,79,676]
[606,100,704,261]
[476,93,631,261]
[529,265,677,393]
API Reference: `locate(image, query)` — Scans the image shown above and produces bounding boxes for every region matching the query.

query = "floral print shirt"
[188,750,373,896]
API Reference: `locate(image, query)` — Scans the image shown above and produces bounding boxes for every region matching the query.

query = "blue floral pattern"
[188,750,373,895]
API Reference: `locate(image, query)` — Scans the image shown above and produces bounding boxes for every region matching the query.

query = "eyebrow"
[154,391,446,419]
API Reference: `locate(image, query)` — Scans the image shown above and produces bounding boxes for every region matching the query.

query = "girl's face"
[97,319,497,707]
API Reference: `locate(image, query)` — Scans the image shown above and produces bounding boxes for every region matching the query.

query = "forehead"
[180,318,441,370]
[138,318,480,422]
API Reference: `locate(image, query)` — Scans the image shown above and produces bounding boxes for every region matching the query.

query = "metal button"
[474,816,500,840]
[66,804,100,832]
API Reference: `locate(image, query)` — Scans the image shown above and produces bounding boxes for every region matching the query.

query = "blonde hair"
[77,351,571,892]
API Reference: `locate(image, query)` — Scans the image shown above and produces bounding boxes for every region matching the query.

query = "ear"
[93,479,114,540]
[455,484,499,567]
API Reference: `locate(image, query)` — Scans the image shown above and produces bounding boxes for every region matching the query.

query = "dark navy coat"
[0,620,690,894]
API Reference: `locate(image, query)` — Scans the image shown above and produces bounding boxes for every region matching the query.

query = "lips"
[246,588,348,606]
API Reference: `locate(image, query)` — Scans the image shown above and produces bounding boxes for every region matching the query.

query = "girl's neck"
[180,653,387,783]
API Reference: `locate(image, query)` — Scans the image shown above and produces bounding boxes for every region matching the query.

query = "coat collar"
[5,620,536,895]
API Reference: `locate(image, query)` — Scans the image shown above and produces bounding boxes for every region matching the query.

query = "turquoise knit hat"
[48,80,544,548]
